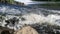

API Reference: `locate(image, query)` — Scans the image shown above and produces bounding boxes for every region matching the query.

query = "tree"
[32,0,51,1]
[32,0,60,1]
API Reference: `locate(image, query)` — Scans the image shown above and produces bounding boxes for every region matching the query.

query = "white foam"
[0,6,21,14]
[0,5,60,30]
[19,13,60,26]
[0,13,60,30]
[9,13,60,30]
[14,0,33,5]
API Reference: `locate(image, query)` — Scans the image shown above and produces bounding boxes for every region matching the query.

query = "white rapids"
[0,4,60,30]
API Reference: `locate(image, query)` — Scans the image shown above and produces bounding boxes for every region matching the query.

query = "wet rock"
[0,26,14,34]
[56,31,60,34]
[1,30,10,34]
[14,26,39,34]
[5,17,19,27]
[21,17,26,21]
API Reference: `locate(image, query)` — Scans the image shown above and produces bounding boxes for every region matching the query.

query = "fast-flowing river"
[0,3,60,30]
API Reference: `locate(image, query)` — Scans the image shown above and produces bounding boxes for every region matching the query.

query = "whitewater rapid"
[0,4,60,30]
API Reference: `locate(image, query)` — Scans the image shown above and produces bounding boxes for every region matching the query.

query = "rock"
[14,26,39,34]
[1,30,10,34]
[0,26,14,34]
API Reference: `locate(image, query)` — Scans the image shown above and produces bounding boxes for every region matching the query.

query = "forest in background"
[32,0,60,1]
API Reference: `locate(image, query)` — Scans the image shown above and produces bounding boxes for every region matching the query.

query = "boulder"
[14,26,39,34]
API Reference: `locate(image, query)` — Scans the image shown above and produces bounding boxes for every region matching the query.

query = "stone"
[1,30,10,34]
[14,26,39,34]
[0,26,14,34]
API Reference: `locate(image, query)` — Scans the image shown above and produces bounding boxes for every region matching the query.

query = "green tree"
[9,0,14,4]
[6,0,14,4]
[32,0,51,1]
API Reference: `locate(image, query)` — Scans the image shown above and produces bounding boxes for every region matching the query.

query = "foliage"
[6,0,14,4]
[40,3,60,8]
[32,0,60,1]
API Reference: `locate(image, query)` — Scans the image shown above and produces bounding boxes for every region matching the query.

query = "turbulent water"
[14,0,47,5]
[0,3,60,30]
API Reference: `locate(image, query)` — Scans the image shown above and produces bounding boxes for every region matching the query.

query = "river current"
[0,3,60,30]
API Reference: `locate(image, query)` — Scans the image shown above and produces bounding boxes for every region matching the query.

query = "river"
[0,3,60,30]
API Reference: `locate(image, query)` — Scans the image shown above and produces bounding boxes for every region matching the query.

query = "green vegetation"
[32,0,60,1]
[8,0,14,4]
[0,0,15,4]
[32,0,60,8]
[40,3,60,8]
[6,0,13,4]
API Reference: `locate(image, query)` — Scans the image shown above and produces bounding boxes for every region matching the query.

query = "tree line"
[0,0,24,6]
[32,0,60,1]
[0,0,14,4]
